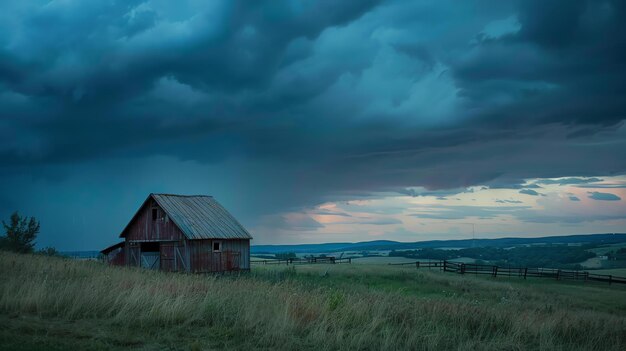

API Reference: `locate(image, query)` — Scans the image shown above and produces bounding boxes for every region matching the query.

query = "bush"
[37,246,61,257]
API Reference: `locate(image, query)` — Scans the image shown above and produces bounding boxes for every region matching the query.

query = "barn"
[100,193,252,272]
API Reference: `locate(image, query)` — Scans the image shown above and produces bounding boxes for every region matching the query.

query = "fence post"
[556,269,560,281]
[524,268,527,280]
[443,260,447,272]
[493,266,498,278]
[609,275,612,285]
[460,263,466,274]
[416,261,420,269]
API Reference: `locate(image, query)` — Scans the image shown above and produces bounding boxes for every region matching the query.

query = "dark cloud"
[488,182,542,190]
[495,199,523,204]
[519,189,543,196]
[569,196,581,202]
[452,0,626,126]
[397,187,472,198]
[588,192,621,201]
[1,0,626,248]
[310,210,352,217]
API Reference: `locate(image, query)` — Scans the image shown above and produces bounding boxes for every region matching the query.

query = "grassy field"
[589,243,626,255]
[592,268,626,276]
[1,252,626,350]
[351,256,417,264]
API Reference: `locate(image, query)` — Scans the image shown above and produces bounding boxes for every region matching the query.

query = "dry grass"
[1,252,625,350]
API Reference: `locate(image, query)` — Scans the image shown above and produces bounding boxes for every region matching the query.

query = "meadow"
[1,252,626,350]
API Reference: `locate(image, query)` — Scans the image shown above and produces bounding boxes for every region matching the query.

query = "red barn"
[101,194,252,272]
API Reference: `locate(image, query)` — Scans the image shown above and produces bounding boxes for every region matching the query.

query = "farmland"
[1,252,626,350]
[251,234,626,272]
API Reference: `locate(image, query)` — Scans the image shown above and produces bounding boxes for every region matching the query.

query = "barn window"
[213,241,222,252]
[152,208,158,221]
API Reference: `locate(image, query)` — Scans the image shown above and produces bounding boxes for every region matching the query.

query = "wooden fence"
[251,257,352,265]
[389,260,626,285]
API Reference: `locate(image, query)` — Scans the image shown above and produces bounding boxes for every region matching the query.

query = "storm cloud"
[519,189,543,196]
[1,0,626,249]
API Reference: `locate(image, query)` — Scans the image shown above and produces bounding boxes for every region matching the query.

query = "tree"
[1,211,40,253]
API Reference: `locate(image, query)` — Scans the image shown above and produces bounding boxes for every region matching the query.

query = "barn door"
[129,244,140,267]
[225,251,240,271]
[141,252,160,269]
[140,242,160,270]
[211,251,222,272]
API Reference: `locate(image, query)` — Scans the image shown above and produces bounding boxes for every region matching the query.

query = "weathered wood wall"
[189,239,250,273]
[105,247,125,266]
[123,199,185,241]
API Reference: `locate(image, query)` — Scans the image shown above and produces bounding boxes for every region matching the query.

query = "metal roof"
[151,194,253,240]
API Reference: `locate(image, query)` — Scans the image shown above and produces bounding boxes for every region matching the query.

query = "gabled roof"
[120,194,253,240]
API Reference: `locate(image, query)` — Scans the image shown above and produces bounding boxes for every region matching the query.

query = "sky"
[1,0,625,251]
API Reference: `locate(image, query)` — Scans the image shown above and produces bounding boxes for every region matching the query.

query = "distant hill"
[251,233,626,254]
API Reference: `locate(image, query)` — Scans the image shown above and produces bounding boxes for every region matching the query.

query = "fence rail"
[390,259,626,285]
[251,257,352,265]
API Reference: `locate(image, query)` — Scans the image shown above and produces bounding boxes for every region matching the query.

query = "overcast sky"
[1,0,625,250]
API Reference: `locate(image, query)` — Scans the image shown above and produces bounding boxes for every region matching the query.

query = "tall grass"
[1,252,625,350]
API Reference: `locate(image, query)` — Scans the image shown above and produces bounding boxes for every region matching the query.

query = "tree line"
[389,245,597,270]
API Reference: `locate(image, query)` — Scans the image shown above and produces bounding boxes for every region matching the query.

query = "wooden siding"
[124,235,249,273]
[189,239,250,273]
[124,199,185,241]
[160,243,175,271]
[226,239,250,270]
[105,247,125,266]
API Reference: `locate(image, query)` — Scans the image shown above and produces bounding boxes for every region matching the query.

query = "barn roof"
[100,241,124,255]
[120,194,253,240]
[152,194,253,240]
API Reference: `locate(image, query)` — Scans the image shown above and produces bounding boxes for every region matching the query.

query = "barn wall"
[189,239,250,273]
[223,239,250,270]
[123,199,185,241]
[105,247,125,266]
[189,240,211,273]
[160,242,175,271]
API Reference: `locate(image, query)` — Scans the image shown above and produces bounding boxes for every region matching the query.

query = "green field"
[351,256,417,264]
[1,252,626,350]
[592,268,626,276]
